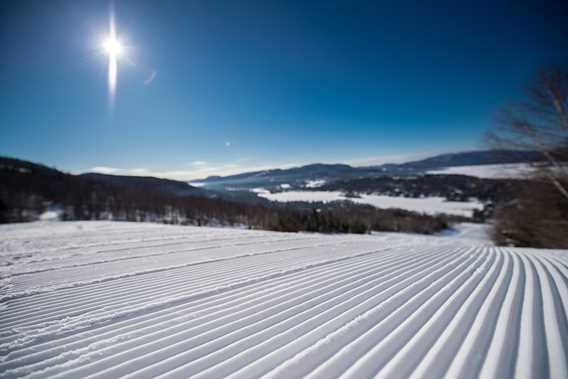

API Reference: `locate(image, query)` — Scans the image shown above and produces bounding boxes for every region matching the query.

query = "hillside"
[0,156,264,225]
[1,154,535,225]
[1,221,566,378]
[394,149,544,170]
[80,173,203,197]
[0,156,453,235]
[194,150,544,190]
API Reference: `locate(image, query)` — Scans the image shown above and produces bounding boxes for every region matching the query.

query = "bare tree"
[487,66,568,199]
[487,66,568,248]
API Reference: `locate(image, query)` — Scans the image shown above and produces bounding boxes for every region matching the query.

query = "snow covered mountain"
[194,150,544,190]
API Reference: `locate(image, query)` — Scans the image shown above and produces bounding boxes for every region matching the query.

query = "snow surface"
[38,211,61,222]
[188,182,206,187]
[436,223,492,241]
[427,163,535,179]
[1,221,567,379]
[305,180,326,188]
[254,189,483,217]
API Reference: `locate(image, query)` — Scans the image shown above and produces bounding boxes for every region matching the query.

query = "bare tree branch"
[486,65,568,200]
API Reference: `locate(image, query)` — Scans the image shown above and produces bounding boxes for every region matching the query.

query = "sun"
[102,36,123,57]
[102,11,122,104]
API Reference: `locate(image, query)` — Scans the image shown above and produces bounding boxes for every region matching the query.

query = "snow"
[0,221,567,379]
[255,190,483,217]
[38,211,61,222]
[305,180,326,188]
[436,223,491,241]
[427,163,535,179]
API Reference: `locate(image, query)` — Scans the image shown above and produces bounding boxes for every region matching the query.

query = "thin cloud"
[86,162,293,181]
[190,161,207,166]
[144,70,157,85]
[91,166,149,176]
[91,166,121,174]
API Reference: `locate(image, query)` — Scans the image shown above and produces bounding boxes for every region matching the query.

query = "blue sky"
[1,0,567,180]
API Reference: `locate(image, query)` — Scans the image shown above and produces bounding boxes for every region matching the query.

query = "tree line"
[0,156,450,235]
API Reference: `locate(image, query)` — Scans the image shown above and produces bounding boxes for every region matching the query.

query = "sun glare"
[103,8,121,104]
[102,37,123,57]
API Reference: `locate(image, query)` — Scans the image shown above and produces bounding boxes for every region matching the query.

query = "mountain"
[193,163,382,190]
[0,149,545,222]
[80,173,202,197]
[0,156,452,234]
[0,156,268,223]
[195,150,544,190]
[79,173,271,204]
[394,150,544,170]
[0,157,204,196]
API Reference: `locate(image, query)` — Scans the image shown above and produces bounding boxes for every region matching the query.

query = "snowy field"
[254,189,483,217]
[1,221,567,378]
[427,163,535,179]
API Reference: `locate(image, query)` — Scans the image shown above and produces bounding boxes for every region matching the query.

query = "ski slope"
[0,221,567,378]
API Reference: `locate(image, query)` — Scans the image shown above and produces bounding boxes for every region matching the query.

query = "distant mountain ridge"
[0,156,204,196]
[80,173,202,197]
[195,150,544,190]
[394,150,544,169]
[0,156,272,224]
[0,155,453,234]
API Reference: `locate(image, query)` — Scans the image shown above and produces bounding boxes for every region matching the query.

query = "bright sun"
[102,18,122,103]
[102,37,123,57]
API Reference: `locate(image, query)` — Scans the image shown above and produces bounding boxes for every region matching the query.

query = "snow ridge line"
[5,245,458,375]
[0,244,423,367]
[7,235,315,276]
[0,238,385,303]
[0,244,421,355]
[1,222,566,379]
[0,241,405,326]
[0,245,401,335]
[170,247,470,379]
[263,247,483,379]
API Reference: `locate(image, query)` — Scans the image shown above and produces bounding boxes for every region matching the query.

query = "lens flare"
[103,9,121,103]
[103,37,123,57]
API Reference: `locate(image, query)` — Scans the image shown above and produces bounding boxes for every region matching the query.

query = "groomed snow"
[254,189,483,217]
[1,221,567,379]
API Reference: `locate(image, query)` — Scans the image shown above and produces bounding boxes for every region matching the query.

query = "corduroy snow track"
[0,222,567,379]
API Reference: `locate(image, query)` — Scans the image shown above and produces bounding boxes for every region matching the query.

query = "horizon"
[2,0,567,180]
[83,148,446,181]
[2,147,511,182]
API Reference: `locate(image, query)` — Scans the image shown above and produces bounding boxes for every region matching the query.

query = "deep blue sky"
[1,0,567,179]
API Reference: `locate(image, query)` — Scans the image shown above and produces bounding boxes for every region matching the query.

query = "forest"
[0,156,450,235]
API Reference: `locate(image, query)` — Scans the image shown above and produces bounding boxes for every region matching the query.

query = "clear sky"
[1,0,567,180]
